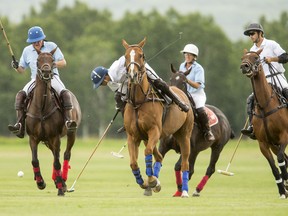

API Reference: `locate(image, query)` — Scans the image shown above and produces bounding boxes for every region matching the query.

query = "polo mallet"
[111,143,126,158]
[67,110,119,193]
[0,19,17,63]
[217,117,249,176]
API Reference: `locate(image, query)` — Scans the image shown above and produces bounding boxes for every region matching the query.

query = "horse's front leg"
[276,144,288,196]
[30,138,46,190]
[51,138,66,196]
[178,136,191,198]
[259,142,287,199]
[128,136,148,190]
[61,132,76,185]
[145,129,161,191]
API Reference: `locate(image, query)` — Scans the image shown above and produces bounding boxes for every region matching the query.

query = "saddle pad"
[205,107,218,127]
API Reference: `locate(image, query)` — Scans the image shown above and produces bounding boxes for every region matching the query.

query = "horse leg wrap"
[278,160,288,180]
[62,160,70,181]
[145,154,153,177]
[182,171,189,192]
[175,170,182,187]
[33,167,42,182]
[54,169,63,189]
[132,169,144,185]
[196,175,209,192]
[153,162,162,178]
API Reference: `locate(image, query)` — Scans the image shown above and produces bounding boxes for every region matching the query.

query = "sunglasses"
[248,32,256,36]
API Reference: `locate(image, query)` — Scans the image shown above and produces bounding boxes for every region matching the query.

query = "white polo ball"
[17,171,24,177]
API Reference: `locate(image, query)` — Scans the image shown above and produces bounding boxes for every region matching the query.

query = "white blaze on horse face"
[129,49,136,78]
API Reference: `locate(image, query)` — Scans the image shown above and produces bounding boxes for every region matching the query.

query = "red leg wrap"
[196,175,209,192]
[175,170,182,185]
[62,160,70,181]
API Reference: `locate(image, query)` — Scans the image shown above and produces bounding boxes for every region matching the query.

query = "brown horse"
[25,48,81,196]
[240,49,288,199]
[122,38,194,197]
[158,64,234,197]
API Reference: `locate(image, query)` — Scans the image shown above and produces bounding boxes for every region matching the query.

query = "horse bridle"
[125,45,146,84]
[240,51,262,78]
[37,53,55,82]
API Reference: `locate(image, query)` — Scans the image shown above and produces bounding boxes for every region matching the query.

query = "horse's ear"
[243,49,248,54]
[138,37,146,48]
[184,68,191,76]
[122,39,129,49]
[51,47,57,55]
[170,64,177,73]
[257,48,263,55]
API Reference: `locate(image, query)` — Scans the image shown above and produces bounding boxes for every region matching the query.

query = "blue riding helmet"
[91,66,108,89]
[26,26,46,43]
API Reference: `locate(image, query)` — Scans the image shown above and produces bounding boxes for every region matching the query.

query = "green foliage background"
[0,0,287,137]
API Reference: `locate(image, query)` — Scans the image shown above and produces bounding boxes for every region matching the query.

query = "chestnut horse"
[159,64,234,197]
[240,49,288,199]
[122,38,194,197]
[25,48,81,196]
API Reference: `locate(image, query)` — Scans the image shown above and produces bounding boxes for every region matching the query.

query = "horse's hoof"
[58,189,65,196]
[143,187,152,196]
[148,177,158,188]
[173,190,182,197]
[181,190,189,198]
[37,181,46,190]
[140,180,149,190]
[152,179,161,193]
[192,190,200,197]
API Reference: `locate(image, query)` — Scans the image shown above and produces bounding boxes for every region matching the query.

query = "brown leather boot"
[153,79,189,112]
[8,90,27,138]
[61,90,77,131]
[196,107,215,141]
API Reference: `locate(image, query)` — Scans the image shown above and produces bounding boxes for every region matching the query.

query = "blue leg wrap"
[153,162,162,178]
[145,154,153,177]
[182,171,189,192]
[132,169,144,185]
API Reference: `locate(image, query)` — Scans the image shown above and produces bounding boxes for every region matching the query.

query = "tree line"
[0,0,287,138]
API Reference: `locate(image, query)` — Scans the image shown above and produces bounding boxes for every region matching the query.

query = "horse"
[122,37,194,197]
[25,48,81,196]
[158,64,234,197]
[240,49,288,199]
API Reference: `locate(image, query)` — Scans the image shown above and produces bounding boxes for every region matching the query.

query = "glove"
[11,60,19,69]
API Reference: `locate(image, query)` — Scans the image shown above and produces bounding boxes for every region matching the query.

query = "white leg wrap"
[275,178,282,184]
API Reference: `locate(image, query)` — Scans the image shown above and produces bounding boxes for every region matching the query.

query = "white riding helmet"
[181,44,199,56]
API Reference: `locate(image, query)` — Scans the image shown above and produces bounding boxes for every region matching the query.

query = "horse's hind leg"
[30,138,46,190]
[194,145,222,196]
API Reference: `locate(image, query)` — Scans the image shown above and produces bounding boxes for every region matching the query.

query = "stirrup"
[8,123,21,133]
[65,120,77,131]
[8,123,25,138]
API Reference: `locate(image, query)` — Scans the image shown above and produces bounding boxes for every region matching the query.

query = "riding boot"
[8,90,27,138]
[153,79,189,112]
[241,94,256,140]
[114,91,126,133]
[196,107,215,141]
[60,90,77,131]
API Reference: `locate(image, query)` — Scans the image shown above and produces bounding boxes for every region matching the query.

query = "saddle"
[187,94,218,127]
[26,88,63,118]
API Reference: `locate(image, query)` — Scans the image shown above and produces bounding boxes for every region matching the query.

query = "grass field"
[0,136,287,216]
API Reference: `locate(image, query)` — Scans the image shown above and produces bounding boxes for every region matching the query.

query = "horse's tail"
[230,129,235,139]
